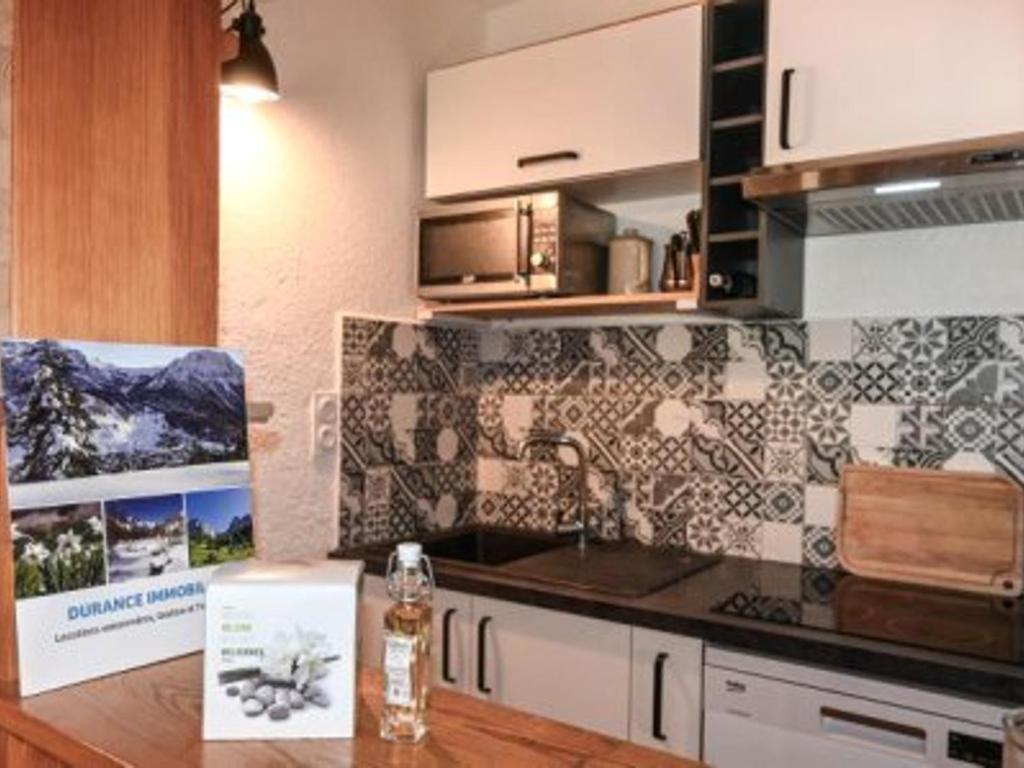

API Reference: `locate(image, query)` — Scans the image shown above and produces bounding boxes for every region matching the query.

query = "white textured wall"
[481,0,685,53]
[219,1,485,560]
[803,222,1024,319]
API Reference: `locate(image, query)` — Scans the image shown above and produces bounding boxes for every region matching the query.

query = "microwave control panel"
[529,205,558,274]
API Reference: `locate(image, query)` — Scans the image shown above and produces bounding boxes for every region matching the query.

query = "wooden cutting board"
[838,466,1024,597]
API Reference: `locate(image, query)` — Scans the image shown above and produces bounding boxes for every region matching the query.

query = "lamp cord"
[221,0,240,15]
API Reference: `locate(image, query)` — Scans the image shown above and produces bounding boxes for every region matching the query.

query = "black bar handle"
[780,67,795,150]
[517,150,580,168]
[653,652,669,741]
[441,608,457,684]
[516,200,532,277]
[477,616,492,694]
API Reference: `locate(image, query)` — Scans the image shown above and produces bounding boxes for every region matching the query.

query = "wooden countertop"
[0,655,701,767]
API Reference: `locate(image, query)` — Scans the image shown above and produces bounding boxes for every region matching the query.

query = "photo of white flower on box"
[217,627,340,722]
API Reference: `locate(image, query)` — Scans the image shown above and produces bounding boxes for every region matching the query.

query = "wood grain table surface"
[0,654,702,767]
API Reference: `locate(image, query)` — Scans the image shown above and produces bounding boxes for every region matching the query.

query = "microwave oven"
[417,191,616,300]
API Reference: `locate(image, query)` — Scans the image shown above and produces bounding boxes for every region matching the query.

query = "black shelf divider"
[699,0,804,317]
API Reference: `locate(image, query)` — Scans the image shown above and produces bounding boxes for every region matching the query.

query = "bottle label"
[383,633,415,707]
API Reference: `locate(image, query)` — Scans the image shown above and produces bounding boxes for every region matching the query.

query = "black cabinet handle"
[477,616,492,694]
[517,150,580,168]
[653,652,669,742]
[780,67,795,150]
[441,608,457,684]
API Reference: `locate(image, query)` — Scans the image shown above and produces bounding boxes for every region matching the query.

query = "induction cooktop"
[710,568,1024,665]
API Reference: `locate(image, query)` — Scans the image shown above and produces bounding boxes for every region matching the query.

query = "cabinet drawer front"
[473,596,631,739]
[426,6,702,199]
[629,627,702,759]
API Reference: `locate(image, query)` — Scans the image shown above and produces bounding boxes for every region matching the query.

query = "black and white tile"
[339,313,1024,568]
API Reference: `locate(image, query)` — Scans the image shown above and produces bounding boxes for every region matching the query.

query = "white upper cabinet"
[426,5,703,200]
[764,0,1024,166]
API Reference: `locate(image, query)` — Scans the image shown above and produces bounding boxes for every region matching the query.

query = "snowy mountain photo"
[105,494,188,584]
[1,339,248,486]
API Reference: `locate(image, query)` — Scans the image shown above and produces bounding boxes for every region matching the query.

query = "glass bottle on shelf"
[708,270,757,298]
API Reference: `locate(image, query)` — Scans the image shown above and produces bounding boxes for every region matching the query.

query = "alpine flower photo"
[12,503,106,599]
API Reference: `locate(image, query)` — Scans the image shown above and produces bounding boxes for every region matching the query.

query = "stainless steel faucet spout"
[515,431,590,551]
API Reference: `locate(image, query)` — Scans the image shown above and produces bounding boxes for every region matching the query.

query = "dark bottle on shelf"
[707,271,756,298]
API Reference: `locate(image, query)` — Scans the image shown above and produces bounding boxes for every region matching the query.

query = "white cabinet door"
[629,627,703,759]
[472,595,632,739]
[358,574,390,669]
[431,588,473,694]
[764,0,1024,165]
[426,6,702,199]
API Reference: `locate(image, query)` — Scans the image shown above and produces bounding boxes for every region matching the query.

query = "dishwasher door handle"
[820,706,927,757]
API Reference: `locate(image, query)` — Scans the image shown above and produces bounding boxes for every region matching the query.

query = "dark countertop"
[331,529,1024,706]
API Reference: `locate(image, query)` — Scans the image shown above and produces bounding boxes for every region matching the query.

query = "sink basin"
[502,540,721,597]
[421,527,565,567]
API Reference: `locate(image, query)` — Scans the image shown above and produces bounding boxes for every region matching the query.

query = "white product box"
[202,559,364,740]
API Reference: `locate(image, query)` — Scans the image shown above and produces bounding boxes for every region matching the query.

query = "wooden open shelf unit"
[418,288,699,321]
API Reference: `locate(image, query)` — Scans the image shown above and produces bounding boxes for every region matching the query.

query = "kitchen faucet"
[515,431,591,552]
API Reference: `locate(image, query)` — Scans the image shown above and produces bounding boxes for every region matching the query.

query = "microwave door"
[418,201,528,299]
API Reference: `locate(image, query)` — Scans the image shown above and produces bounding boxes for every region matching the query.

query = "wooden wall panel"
[12,0,220,346]
[1,0,221,691]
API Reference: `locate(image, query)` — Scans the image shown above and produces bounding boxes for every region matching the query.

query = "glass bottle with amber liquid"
[380,542,434,743]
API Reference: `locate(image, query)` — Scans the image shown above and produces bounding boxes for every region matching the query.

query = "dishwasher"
[704,647,1006,767]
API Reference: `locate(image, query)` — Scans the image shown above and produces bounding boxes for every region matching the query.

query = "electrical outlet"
[310,391,339,458]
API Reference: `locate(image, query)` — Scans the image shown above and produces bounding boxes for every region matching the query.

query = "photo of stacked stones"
[217,627,336,722]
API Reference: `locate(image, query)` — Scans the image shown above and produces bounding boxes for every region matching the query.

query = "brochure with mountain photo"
[2,338,255,695]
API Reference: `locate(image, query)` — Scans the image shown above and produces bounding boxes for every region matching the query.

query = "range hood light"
[873,179,943,196]
[742,133,1024,236]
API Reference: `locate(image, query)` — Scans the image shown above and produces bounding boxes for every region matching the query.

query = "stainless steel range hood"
[742,132,1024,236]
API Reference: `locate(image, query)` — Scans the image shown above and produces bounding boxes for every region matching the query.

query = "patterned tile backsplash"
[339,314,1024,568]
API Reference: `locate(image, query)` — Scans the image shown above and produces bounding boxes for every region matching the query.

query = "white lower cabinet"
[472,595,632,739]
[629,627,703,760]
[359,575,703,751]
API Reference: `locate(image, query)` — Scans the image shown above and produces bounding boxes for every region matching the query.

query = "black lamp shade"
[221,4,279,103]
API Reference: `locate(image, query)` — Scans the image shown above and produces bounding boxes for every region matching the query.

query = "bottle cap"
[396,542,422,566]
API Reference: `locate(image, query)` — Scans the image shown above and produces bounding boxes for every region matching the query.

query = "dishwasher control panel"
[947,731,1001,767]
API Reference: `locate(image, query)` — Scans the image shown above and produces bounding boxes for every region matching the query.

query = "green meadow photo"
[186,487,254,567]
